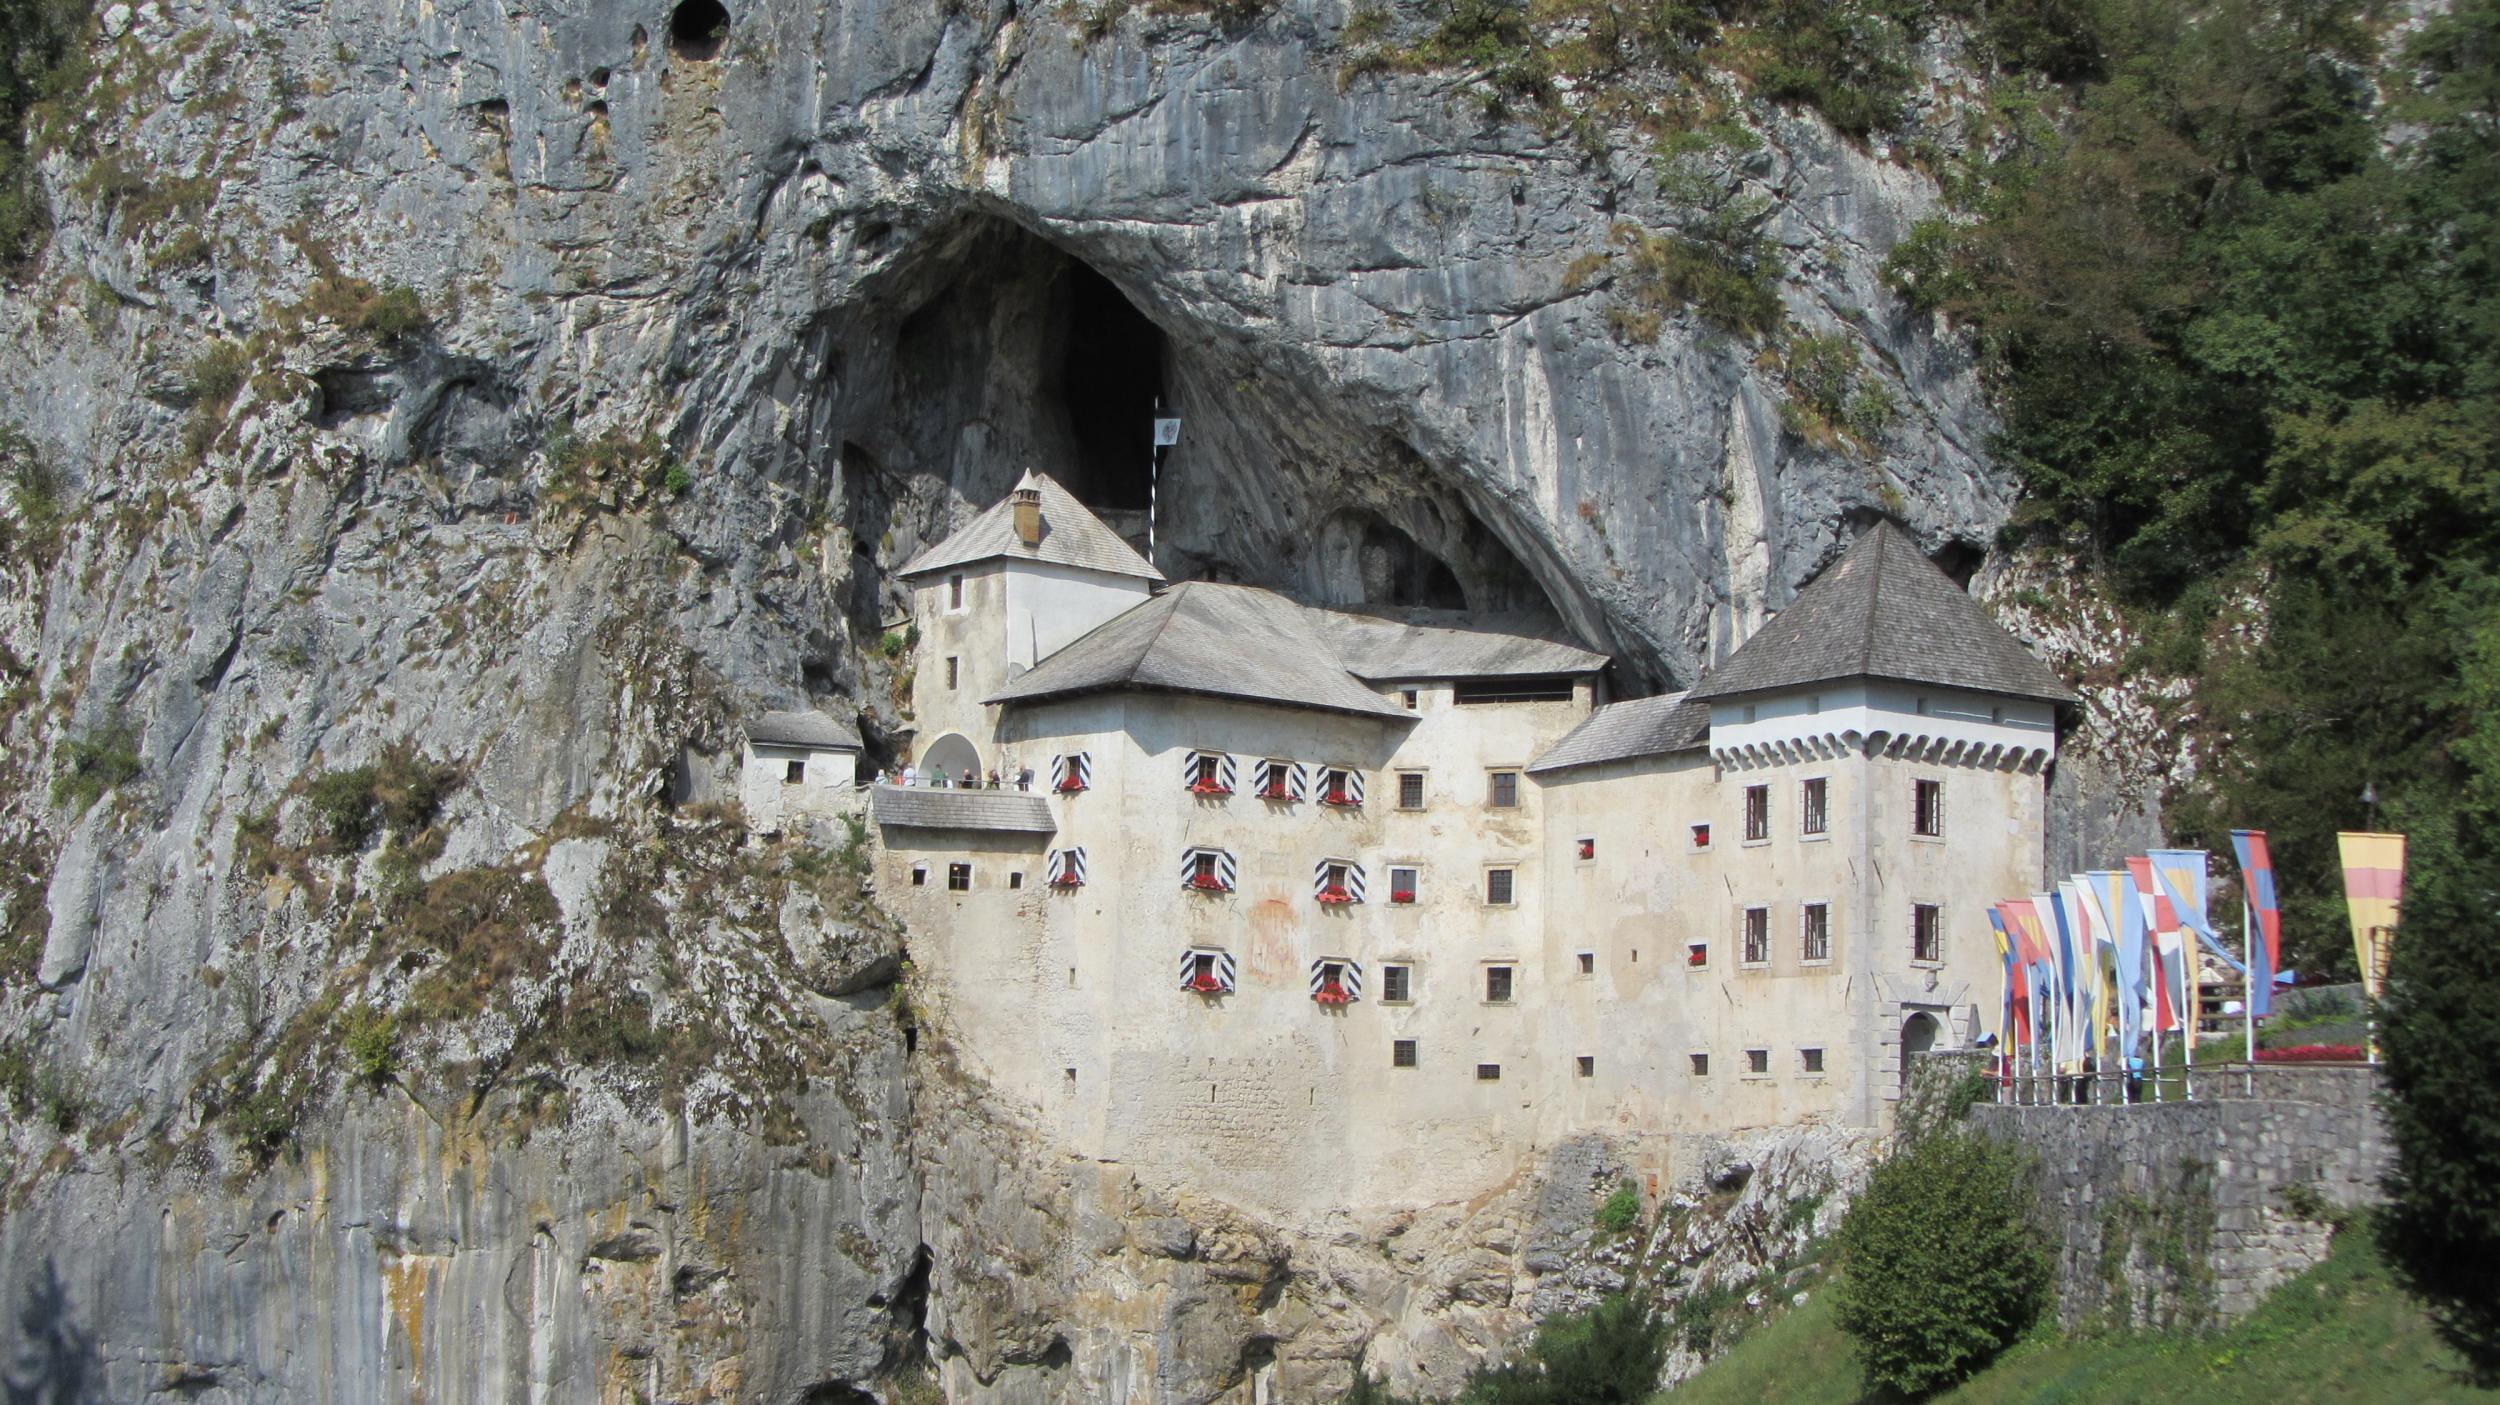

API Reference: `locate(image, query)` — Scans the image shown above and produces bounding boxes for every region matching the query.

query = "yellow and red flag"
[2337,832,2406,998]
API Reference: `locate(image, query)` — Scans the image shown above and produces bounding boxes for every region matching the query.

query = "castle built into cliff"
[834,473,2071,1216]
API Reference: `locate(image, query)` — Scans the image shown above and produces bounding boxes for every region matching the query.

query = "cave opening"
[1930,539,1984,590]
[1042,262,1165,512]
[668,0,729,60]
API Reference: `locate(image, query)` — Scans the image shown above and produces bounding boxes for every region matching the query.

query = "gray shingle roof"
[985,581,1415,719]
[897,470,1164,583]
[1527,692,1710,775]
[1687,522,2075,705]
[868,784,1056,834]
[1316,608,1606,681]
[747,709,862,750]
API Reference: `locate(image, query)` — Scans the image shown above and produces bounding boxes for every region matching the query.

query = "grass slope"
[1659,1224,2495,1405]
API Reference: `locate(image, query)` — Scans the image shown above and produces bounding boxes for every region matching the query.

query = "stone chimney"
[1011,484,1043,547]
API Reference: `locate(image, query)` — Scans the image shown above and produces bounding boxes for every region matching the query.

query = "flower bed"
[2255,1043,2366,1063]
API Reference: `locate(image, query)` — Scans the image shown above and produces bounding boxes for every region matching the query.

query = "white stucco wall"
[738,742,859,830]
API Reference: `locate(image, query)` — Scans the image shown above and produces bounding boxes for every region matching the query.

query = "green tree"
[1832,1129,2049,1396]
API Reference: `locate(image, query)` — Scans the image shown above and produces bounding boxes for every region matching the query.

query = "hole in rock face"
[1930,539,1984,590]
[1043,263,1165,511]
[668,0,729,60]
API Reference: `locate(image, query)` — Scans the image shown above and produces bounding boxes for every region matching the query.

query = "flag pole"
[2242,902,2256,1095]
[2183,936,2197,1102]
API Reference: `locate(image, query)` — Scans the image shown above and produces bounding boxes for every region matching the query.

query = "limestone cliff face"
[0,0,2065,1397]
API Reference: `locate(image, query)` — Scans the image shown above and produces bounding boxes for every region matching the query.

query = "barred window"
[1801,777,1828,836]
[1744,784,1769,842]
[1742,907,1770,964]
[1485,867,1515,906]
[1488,771,1520,808]
[1913,903,1943,963]
[1914,779,1945,838]
[1381,964,1412,1003]
[1802,902,1831,962]
[1485,966,1514,1003]
[1393,1039,1418,1068]
[1398,772,1427,809]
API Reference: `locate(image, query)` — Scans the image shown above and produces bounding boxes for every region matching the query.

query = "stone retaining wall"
[1966,1066,2388,1328]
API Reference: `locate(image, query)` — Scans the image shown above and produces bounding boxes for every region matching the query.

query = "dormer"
[894,471,1164,767]
[1689,522,2074,771]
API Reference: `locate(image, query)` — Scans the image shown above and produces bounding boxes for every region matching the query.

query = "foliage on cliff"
[1831,1129,2050,1394]
[0,0,86,262]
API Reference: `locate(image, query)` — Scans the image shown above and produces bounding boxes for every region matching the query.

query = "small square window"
[1576,836,1595,861]
[1485,966,1514,1003]
[1576,1055,1594,1078]
[1914,779,1945,838]
[1915,695,1930,716]
[1744,784,1769,843]
[784,758,806,785]
[1690,822,1712,850]
[1686,940,1708,968]
[1913,903,1944,963]
[948,572,964,610]
[1398,772,1427,809]
[1484,868,1515,906]
[1476,1063,1502,1082]
[1393,1039,1418,1068]
[1802,902,1831,963]
[1577,952,1595,976]
[1381,964,1412,1003]
[945,656,960,690]
[1008,872,1024,890]
[1690,1053,1710,1076]
[910,865,928,887]
[1742,907,1769,965]
[947,862,972,892]
[1802,1047,1825,1074]
[1746,1048,1770,1075]
[1488,771,1520,808]
[1801,777,1827,836]
[1743,703,1759,724]
[1401,688,1420,711]
[1389,867,1419,905]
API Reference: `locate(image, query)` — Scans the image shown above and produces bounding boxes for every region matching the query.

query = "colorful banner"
[2082,871,2146,1066]
[2127,857,2186,1034]
[1988,905,2029,1059]
[2009,899,2057,1068]
[2150,848,2249,975]
[2230,830,2283,1017]
[2337,831,2406,999]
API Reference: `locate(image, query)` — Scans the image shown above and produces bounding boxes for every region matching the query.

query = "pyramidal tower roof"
[1688,522,2074,705]
[898,470,1164,583]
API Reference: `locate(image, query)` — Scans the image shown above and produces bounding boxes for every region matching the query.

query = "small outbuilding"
[741,709,863,830]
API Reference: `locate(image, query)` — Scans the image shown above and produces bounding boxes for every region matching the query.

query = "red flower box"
[1188,779,1233,796]
[1049,875,1081,890]
[1261,784,1291,801]
[1390,891,1417,906]
[1687,948,1708,967]
[1187,973,1227,994]
[1187,875,1230,892]
[1321,790,1356,807]
[2255,1044,2366,1063]
[1056,777,1086,794]
[1313,986,1351,1005]
[1316,887,1354,905]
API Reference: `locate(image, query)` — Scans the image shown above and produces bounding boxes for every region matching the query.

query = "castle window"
[1402,688,1420,711]
[1009,872,1024,890]
[1802,1047,1825,1074]
[1913,779,1945,838]
[910,864,928,887]
[1256,759,1304,802]
[1397,771,1427,810]
[1388,866,1419,905]
[1576,1055,1594,1078]
[1690,1053,1710,1076]
[1743,784,1769,843]
[1577,951,1594,976]
[1484,965,1514,1003]
[1309,957,1362,1005]
[1741,907,1770,965]
[947,862,972,892]
[1576,836,1595,862]
[1746,1048,1770,1075]
[1686,940,1708,968]
[946,656,960,690]
[1913,903,1943,963]
[1483,867,1515,907]
[1318,766,1365,807]
[1455,676,1574,704]
[1051,752,1093,793]
[1691,822,1712,850]
[784,758,806,785]
[1047,847,1088,889]
[1313,858,1366,905]
[1477,1063,1503,1081]
[1393,1039,1418,1067]
[1181,847,1237,893]
[1179,948,1237,995]
[1487,770,1520,808]
[1381,964,1412,1003]
[1802,902,1831,963]
[1801,777,1828,836]
[948,572,965,610]
[1185,750,1235,796]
